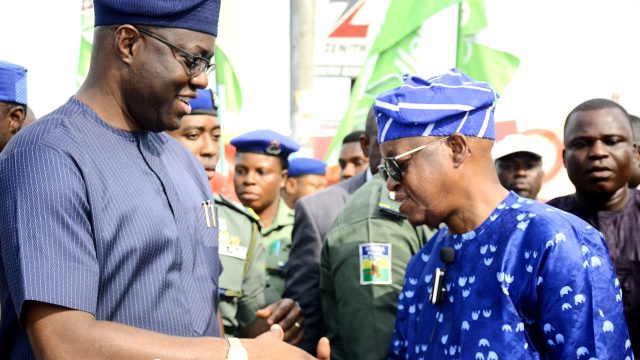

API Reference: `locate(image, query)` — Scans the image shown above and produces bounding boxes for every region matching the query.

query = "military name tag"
[219,244,248,260]
[359,243,392,285]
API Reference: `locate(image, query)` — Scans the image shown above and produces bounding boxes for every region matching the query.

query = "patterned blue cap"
[231,130,300,158]
[189,88,217,115]
[375,69,499,143]
[0,60,27,106]
[94,0,221,36]
[288,158,327,177]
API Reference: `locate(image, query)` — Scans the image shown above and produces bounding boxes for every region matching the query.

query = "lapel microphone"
[430,247,455,306]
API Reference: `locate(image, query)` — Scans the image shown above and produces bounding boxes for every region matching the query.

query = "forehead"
[339,142,364,158]
[179,114,220,129]
[235,152,282,169]
[566,108,632,139]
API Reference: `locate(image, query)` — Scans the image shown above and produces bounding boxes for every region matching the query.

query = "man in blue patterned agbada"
[376,69,632,359]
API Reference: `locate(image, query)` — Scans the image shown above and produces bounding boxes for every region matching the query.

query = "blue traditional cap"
[374,69,499,143]
[189,88,217,115]
[288,158,327,177]
[230,129,300,157]
[0,60,27,106]
[94,0,221,36]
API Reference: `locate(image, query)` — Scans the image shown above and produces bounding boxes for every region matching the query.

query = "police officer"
[282,157,327,209]
[169,89,304,344]
[231,131,299,296]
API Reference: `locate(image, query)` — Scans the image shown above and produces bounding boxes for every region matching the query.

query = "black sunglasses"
[136,27,215,78]
[379,137,449,182]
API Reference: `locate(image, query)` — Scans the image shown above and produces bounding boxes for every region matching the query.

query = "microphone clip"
[430,267,447,305]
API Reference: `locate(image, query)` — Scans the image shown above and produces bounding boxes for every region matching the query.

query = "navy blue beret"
[231,130,300,158]
[375,69,498,143]
[189,88,217,115]
[0,60,27,106]
[288,158,327,177]
[94,0,221,36]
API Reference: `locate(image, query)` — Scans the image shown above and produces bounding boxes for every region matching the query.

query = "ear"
[448,133,470,168]
[8,106,26,135]
[562,148,567,168]
[360,134,370,158]
[114,25,142,65]
[284,177,297,194]
[279,169,288,187]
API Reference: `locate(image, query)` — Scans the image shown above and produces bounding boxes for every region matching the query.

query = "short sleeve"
[0,145,99,320]
[534,224,632,359]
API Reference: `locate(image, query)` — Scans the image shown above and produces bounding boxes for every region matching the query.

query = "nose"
[386,175,400,192]
[190,71,209,89]
[588,140,609,159]
[243,170,257,185]
[514,164,528,177]
[342,163,356,179]
[200,136,218,159]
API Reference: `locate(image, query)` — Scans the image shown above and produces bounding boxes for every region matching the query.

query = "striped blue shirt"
[0,97,221,358]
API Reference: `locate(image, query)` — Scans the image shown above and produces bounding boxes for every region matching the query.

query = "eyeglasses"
[136,27,215,78]
[379,137,449,182]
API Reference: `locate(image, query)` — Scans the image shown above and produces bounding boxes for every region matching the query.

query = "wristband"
[225,338,248,360]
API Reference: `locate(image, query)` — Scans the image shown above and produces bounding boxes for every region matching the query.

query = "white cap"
[492,133,544,161]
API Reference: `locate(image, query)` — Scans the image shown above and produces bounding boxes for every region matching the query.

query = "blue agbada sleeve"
[533,224,631,359]
[0,144,99,319]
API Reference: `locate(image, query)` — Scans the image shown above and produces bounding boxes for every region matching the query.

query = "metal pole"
[290,0,316,150]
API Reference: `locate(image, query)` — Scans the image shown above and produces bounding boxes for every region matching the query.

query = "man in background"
[629,114,640,189]
[285,108,376,354]
[548,98,639,357]
[169,89,304,344]
[0,60,27,153]
[232,130,299,296]
[339,130,369,180]
[283,157,327,209]
[492,133,545,199]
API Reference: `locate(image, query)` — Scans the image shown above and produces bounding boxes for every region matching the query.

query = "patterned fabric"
[375,69,498,143]
[0,60,27,105]
[94,0,221,36]
[389,192,632,360]
[0,97,221,358]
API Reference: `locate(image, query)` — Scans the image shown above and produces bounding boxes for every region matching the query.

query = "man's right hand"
[249,324,330,360]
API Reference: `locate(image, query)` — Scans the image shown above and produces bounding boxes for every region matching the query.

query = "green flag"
[214,45,242,115]
[456,0,519,94]
[76,0,94,88]
[325,0,460,164]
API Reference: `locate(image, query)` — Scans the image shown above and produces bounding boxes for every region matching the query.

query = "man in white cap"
[0,0,328,358]
[492,133,544,199]
[376,69,631,359]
